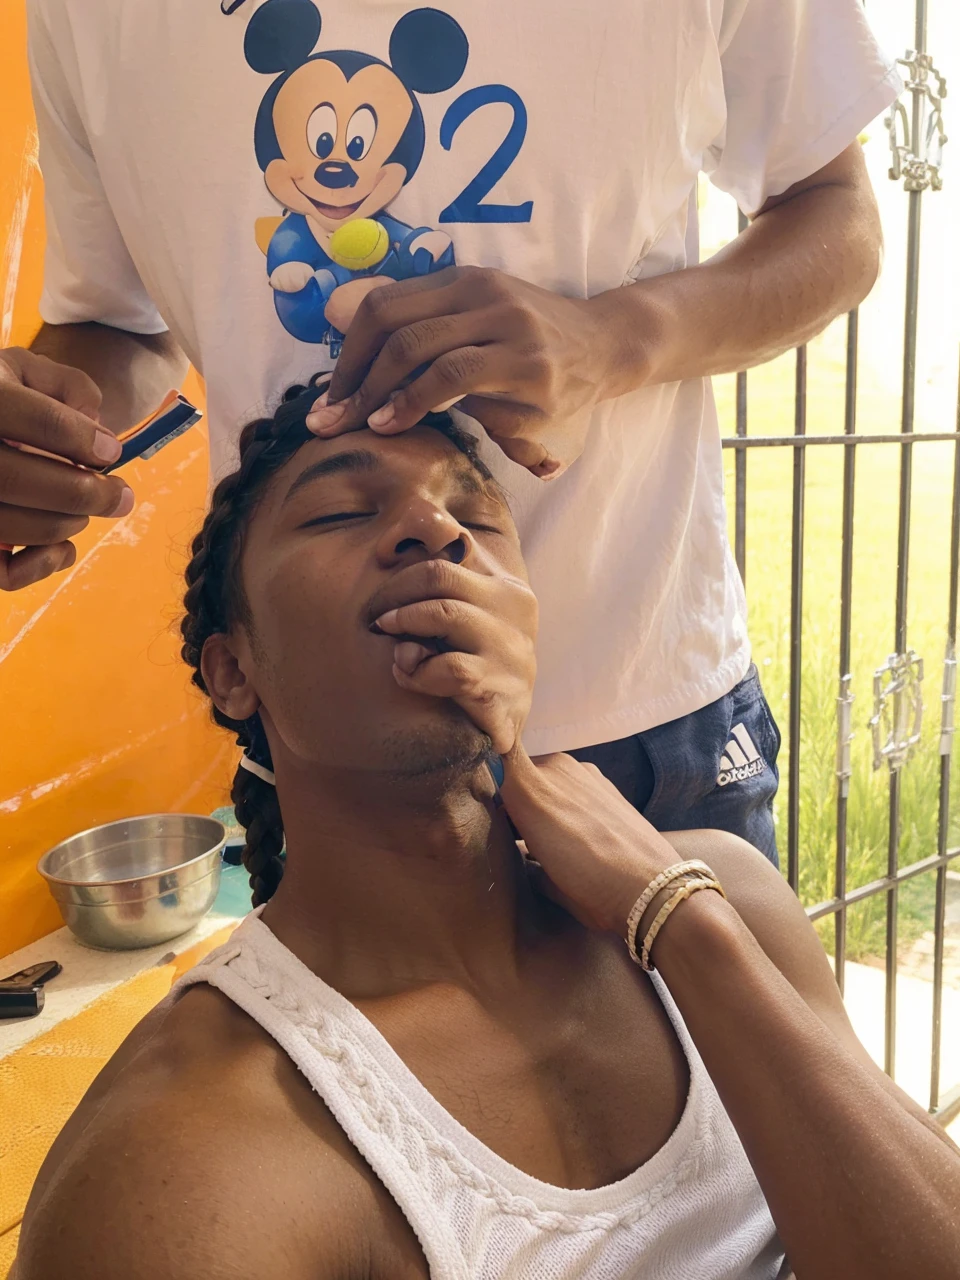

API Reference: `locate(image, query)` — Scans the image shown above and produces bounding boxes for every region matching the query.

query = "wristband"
[624,859,716,964]
[639,876,726,972]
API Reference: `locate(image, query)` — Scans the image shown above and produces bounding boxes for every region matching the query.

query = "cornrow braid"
[180,375,493,907]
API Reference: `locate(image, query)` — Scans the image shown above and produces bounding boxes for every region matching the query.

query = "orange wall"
[0,3,234,952]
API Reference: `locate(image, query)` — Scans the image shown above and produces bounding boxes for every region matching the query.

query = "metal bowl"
[37,814,226,951]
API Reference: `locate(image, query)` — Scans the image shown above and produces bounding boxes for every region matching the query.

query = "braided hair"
[180,375,493,906]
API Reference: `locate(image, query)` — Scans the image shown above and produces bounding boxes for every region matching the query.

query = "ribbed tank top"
[175,911,784,1279]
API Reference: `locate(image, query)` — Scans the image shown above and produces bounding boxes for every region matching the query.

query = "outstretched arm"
[312,145,880,477]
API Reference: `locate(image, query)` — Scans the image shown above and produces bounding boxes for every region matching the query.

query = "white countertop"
[0,863,251,1058]
[0,910,242,1058]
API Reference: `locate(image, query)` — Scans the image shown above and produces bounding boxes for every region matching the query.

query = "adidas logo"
[717,724,766,787]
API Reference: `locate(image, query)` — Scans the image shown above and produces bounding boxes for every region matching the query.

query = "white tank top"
[175,912,784,1279]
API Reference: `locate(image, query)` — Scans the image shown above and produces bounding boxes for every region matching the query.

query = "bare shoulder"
[16,983,427,1280]
[659,828,846,1028]
[662,828,817,969]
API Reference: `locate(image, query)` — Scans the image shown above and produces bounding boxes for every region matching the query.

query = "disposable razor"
[100,389,202,473]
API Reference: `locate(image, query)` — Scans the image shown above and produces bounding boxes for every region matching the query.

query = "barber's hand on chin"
[307,266,611,479]
[499,749,683,937]
[373,557,537,755]
[0,348,130,591]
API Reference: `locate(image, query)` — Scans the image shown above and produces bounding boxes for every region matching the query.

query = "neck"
[259,759,539,998]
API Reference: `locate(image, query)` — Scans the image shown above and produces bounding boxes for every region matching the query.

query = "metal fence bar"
[897,208,923,660]
[716,0,958,1112]
[735,209,749,585]
[806,846,960,920]
[882,0,929,1078]
[930,356,960,1110]
[931,755,952,1108]
[834,310,860,994]
[884,783,902,1076]
[722,431,960,449]
[788,347,808,893]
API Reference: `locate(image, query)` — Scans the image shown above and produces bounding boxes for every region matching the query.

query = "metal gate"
[720,1,958,1125]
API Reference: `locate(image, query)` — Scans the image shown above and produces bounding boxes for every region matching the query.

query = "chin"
[379,714,492,782]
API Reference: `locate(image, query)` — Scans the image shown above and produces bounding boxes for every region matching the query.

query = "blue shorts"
[570,665,781,867]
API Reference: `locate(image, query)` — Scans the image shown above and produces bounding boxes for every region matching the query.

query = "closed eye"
[298,511,376,530]
[462,522,503,535]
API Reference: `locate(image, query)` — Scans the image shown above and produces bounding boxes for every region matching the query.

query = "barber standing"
[1,0,899,861]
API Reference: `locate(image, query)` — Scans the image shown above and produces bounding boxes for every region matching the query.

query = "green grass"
[716,321,960,963]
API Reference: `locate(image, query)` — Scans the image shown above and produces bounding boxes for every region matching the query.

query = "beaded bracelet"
[624,860,717,966]
[639,875,726,972]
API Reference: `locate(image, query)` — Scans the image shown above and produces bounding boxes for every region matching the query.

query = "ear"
[389,8,468,94]
[201,634,262,724]
[244,0,321,74]
[254,80,287,170]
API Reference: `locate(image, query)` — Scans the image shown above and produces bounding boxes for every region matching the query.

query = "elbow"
[850,216,883,310]
[844,185,884,311]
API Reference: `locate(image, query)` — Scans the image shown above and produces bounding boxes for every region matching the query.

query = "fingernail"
[306,402,346,434]
[368,403,395,430]
[375,609,399,631]
[94,429,122,463]
[109,486,135,518]
[395,642,430,673]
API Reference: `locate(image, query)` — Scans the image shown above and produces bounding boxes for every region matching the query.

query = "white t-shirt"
[28,0,899,754]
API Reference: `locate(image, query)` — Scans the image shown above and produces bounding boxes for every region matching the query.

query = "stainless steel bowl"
[37,814,226,951]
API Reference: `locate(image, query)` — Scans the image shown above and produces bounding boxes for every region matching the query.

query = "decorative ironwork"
[869,651,925,773]
[836,674,855,796]
[886,50,948,192]
[723,0,960,1129]
[941,644,957,758]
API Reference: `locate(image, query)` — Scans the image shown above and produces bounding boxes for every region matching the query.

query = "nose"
[378,500,473,569]
[314,161,359,189]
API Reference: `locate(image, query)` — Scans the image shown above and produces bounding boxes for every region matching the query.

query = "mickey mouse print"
[245,0,522,356]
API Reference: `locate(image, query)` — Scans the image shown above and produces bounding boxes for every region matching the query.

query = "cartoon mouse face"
[246,1,469,233]
[266,59,415,226]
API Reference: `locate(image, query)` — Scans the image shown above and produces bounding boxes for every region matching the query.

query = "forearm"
[30,322,188,434]
[592,154,882,398]
[654,892,960,1279]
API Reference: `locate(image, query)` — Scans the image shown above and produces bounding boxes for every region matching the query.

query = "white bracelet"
[624,860,716,965]
[640,876,726,972]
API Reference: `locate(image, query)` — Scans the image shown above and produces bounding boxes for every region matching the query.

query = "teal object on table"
[210,806,251,915]
[208,805,285,918]
[212,862,255,917]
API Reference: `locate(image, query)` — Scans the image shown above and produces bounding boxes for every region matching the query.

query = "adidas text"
[717,723,766,787]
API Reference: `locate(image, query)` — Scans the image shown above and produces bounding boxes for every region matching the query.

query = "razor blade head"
[0,984,44,1019]
[104,395,202,474]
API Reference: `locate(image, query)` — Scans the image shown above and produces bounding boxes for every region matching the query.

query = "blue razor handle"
[104,397,202,473]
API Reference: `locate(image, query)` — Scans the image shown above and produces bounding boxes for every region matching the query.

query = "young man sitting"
[15,381,960,1280]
